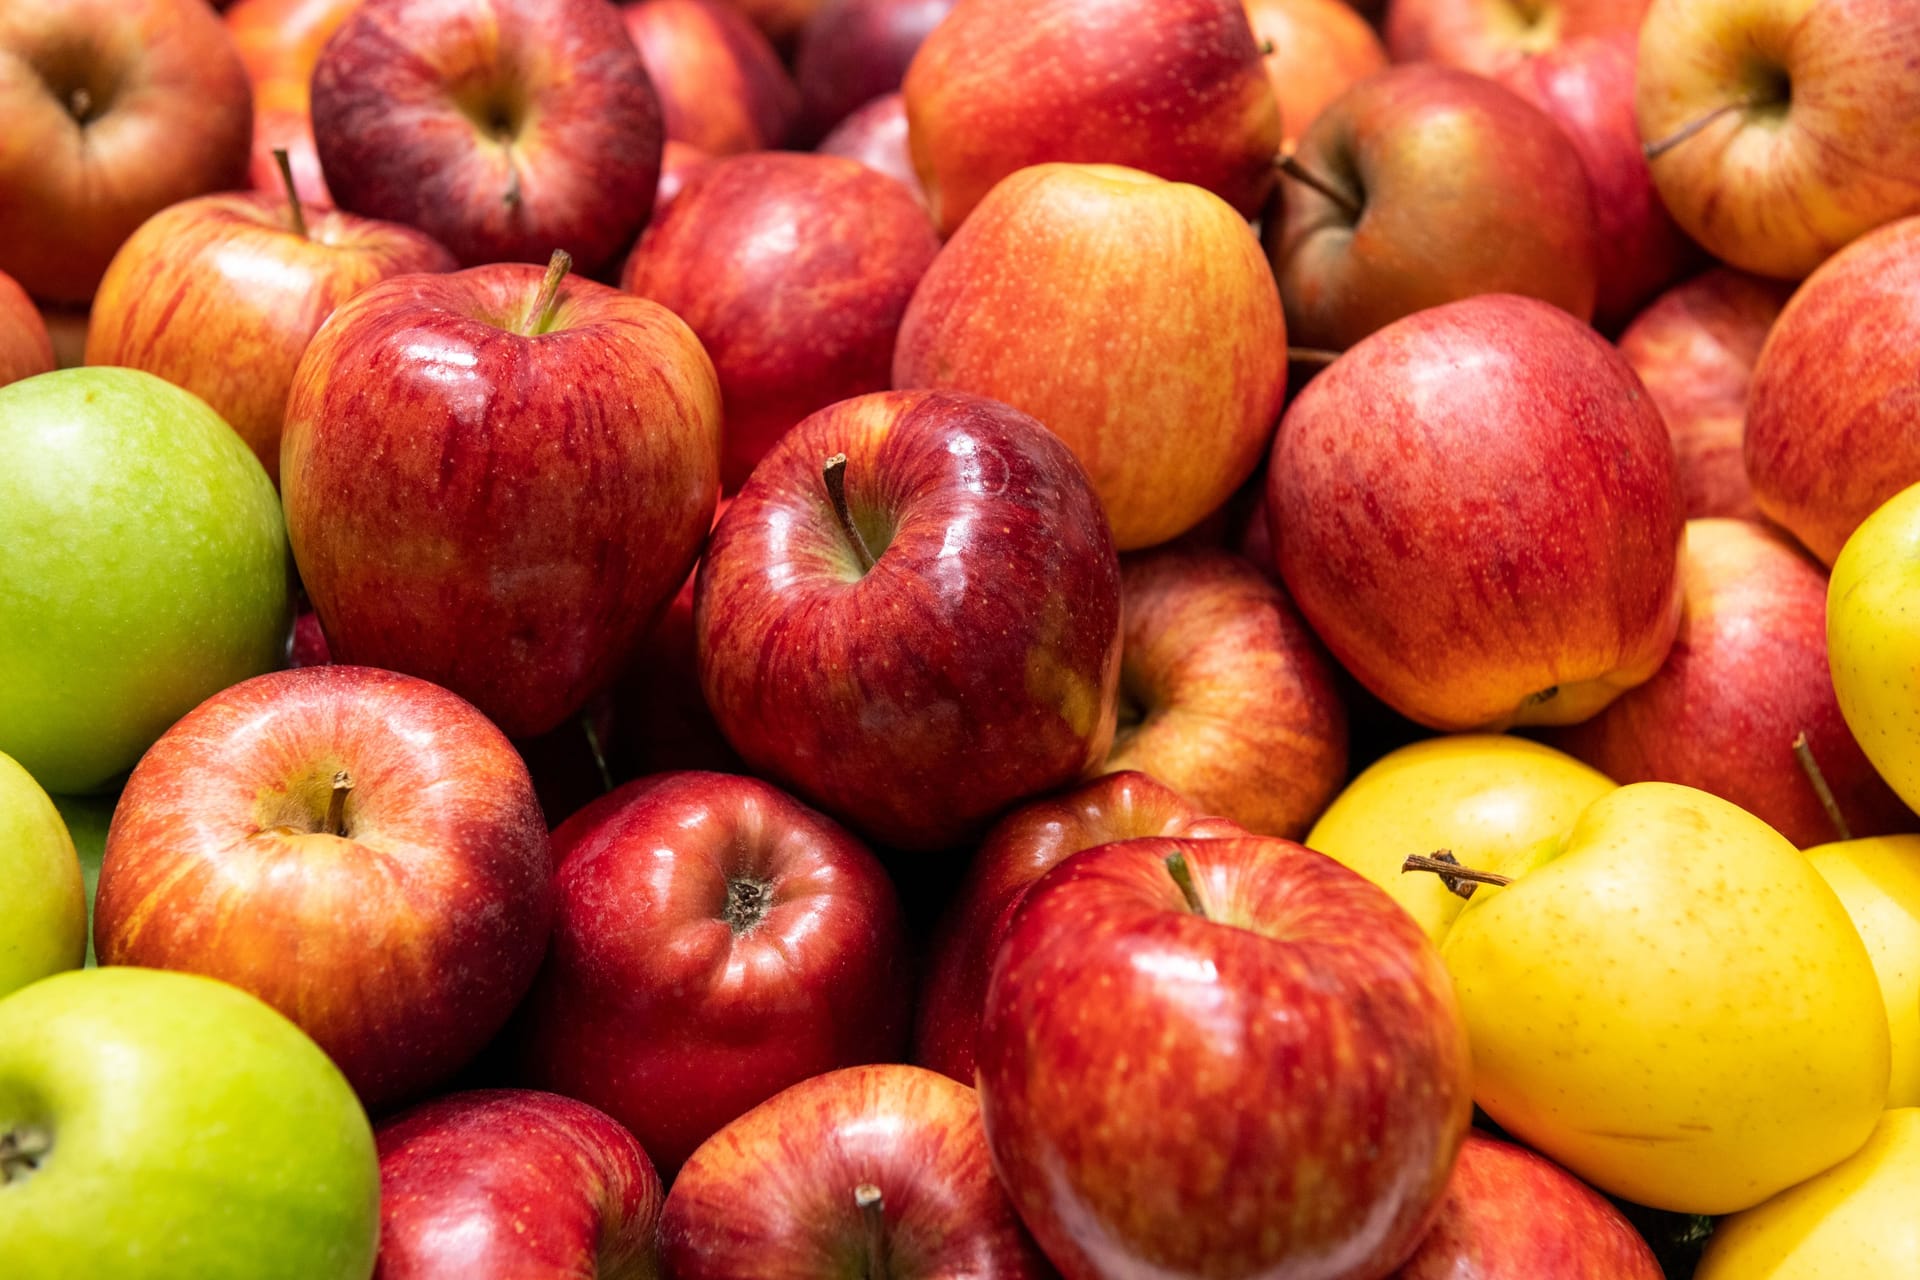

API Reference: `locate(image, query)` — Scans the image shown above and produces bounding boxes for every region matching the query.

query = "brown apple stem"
[581,714,613,795]
[1287,347,1341,367]
[1275,150,1363,222]
[855,1183,891,1280]
[822,453,878,572]
[325,770,354,838]
[1401,850,1511,901]
[1258,37,1275,55]
[504,163,523,209]
[522,250,572,336]
[271,148,309,240]
[0,1126,51,1185]
[1642,98,1759,162]
[1164,851,1210,919]
[1792,732,1853,843]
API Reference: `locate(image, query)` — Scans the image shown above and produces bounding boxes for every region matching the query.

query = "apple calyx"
[855,1182,892,1280]
[0,1124,51,1185]
[1275,148,1363,223]
[1792,731,1853,843]
[1164,851,1211,919]
[822,453,880,573]
[522,251,573,336]
[324,770,354,838]
[271,148,310,240]
[1642,96,1768,162]
[1401,850,1512,901]
[724,877,775,934]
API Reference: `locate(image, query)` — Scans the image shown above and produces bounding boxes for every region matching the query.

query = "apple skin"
[1746,216,1920,565]
[662,1064,1054,1279]
[226,0,360,207]
[695,389,1122,852]
[1384,0,1647,74]
[1829,483,1920,820]
[1636,0,1920,280]
[1270,294,1684,732]
[914,770,1244,1085]
[1549,519,1912,848]
[622,151,939,492]
[0,270,54,388]
[311,0,663,275]
[86,193,455,485]
[94,665,553,1112]
[1106,546,1347,839]
[979,835,1473,1279]
[793,0,954,141]
[1392,1131,1664,1279]
[375,1089,662,1280]
[1617,267,1791,521]
[622,0,797,155]
[0,0,252,305]
[1268,65,1599,351]
[281,262,721,741]
[1244,0,1386,149]
[902,0,1280,235]
[1806,836,1920,1108]
[817,93,926,203]
[895,163,1286,551]
[0,750,86,1000]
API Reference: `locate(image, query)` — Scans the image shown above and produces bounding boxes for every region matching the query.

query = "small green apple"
[0,750,84,997]
[0,967,379,1280]
[0,367,289,794]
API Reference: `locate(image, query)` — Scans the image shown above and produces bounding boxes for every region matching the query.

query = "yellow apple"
[1305,734,1615,941]
[1443,782,1889,1214]
[1697,1108,1920,1278]
[1830,481,1920,814]
[1806,835,1920,1107]
[0,750,86,998]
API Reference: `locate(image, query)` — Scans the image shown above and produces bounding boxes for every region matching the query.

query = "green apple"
[0,367,289,793]
[0,967,379,1280]
[1806,835,1920,1108]
[1830,481,1920,814]
[0,751,84,997]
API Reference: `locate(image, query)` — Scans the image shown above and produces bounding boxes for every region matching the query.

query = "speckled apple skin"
[1384,0,1647,74]
[227,0,359,207]
[695,389,1121,852]
[623,0,797,155]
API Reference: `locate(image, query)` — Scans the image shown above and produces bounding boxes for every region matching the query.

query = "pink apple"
[226,0,359,207]
[622,0,798,155]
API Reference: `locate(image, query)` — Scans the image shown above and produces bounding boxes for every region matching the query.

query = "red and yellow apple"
[622,0,797,155]
[1244,0,1386,148]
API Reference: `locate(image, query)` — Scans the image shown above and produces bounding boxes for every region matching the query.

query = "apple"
[0,367,288,794]
[694,389,1122,852]
[1384,0,1647,73]
[894,163,1286,551]
[622,0,798,155]
[1746,216,1920,565]
[1244,0,1386,148]
[979,834,1473,1277]
[1267,65,1599,351]
[793,0,954,141]
[622,151,940,491]
[1806,836,1920,1107]
[1616,266,1792,521]
[901,0,1280,235]
[1393,1131,1665,1279]
[0,270,54,388]
[662,1064,1053,1278]
[1268,293,1684,731]
[1830,482,1920,817]
[0,967,379,1280]
[1636,0,1920,280]
[376,1090,663,1278]
[0,0,252,304]
[281,256,721,740]
[713,0,825,45]
[311,0,663,275]
[817,93,925,203]
[86,183,456,485]
[654,139,715,215]
[226,0,361,207]
[0,751,85,999]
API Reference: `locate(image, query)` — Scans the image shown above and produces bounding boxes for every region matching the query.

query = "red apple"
[793,0,955,141]
[662,1064,1053,1278]
[1269,294,1684,731]
[654,139,715,215]
[86,189,455,484]
[1393,1131,1664,1279]
[1384,0,1647,73]
[376,1090,662,1279]
[514,771,910,1175]
[622,0,797,155]
[1244,0,1387,148]
[1745,216,1920,564]
[1617,267,1792,522]
[281,258,721,741]
[695,390,1122,852]
[0,0,252,304]
[817,93,926,204]
[622,151,940,491]
[0,270,55,388]
[902,0,1280,235]
[94,665,553,1110]
[894,163,1286,550]
[311,0,663,274]
[978,835,1474,1278]
[226,0,359,207]
[914,770,1244,1084]
[1269,65,1599,351]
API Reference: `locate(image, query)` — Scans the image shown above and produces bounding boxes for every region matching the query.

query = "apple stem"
[1792,732,1853,843]
[1275,149,1363,222]
[1401,850,1511,901]
[581,714,614,794]
[523,250,572,336]
[1287,347,1341,367]
[856,1183,890,1280]
[1164,851,1210,919]
[325,770,354,838]
[0,1125,51,1185]
[822,453,878,572]
[1258,37,1275,55]
[1642,98,1759,162]
[505,163,523,209]
[271,148,309,240]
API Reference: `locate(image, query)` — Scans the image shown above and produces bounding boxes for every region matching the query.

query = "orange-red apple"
[226,0,358,207]
[1244,0,1386,147]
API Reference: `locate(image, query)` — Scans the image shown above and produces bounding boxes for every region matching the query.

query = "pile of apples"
[5,0,1920,1274]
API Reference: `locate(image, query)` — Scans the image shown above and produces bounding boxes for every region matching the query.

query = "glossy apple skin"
[902,0,1280,235]
[1637,0,1920,280]
[1392,1132,1664,1279]
[979,836,1474,1280]
[663,1064,1053,1279]
[793,0,954,141]
[1269,65,1598,351]
[1496,34,1696,331]
[282,264,722,740]
[1269,294,1684,731]
[1244,0,1386,148]
[1746,216,1920,564]
[914,770,1244,1084]
[0,0,252,304]
[817,93,925,203]
[312,0,663,274]
[94,666,553,1111]
[695,390,1122,851]
[895,163,1286,551]
[86,194,454,485]
[1384,0,1646,73]
[1617,267,1791,521]
[0,269,54,387]
[623,0,797,155]
[622,152,939,491]
[515,771,909,1175]
[375,1090,662,1280]
[1549,519,1911,848]
[226,0,359,207]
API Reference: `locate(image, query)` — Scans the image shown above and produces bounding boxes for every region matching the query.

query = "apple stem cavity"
[325,770,354,838]
[855,1182,891,1280]
[1792,732,1853,843]
[822,453,879,573]
[1642,97,1761,162]
[271,148,309,240]
[1401,851,1511,900]
[67,86,94,124]
[1287,347,1342,368]
[1275,149,1362,222]
[724,877,774,934]
[0,1125,51,1184]
[523,250,572,337]
[1164,851,1210,919]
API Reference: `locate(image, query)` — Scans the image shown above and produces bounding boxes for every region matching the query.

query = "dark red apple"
[622,0,797,155]
[817,93,926,204]
[0,270,55,388]
[793,0,954,141]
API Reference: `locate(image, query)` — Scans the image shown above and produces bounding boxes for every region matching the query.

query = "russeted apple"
[793,0,954,142]
[622,0,798,155]
[1383,0,1648,74]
